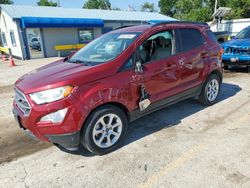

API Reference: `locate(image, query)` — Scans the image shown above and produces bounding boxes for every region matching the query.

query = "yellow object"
[0,46,9,53]
[54,44,86,51]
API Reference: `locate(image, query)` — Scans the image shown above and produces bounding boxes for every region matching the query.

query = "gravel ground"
[0,58,249,188]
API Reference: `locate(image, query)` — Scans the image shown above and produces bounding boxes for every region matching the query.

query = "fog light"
[40,108,67,123]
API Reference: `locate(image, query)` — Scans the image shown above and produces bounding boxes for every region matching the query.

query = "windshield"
[235,27,250,39]
[69,32,140,66]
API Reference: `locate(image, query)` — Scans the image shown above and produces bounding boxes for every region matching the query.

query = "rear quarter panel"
[201,30,223,81]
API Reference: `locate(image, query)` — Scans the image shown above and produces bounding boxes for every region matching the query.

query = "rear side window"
[178,29,205,52]
[206,30,217,42]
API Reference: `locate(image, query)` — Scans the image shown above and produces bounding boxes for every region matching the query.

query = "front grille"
[14,88,31,116]
[224,46,250,55]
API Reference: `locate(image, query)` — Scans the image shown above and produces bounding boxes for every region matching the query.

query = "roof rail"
[152,21,209,27]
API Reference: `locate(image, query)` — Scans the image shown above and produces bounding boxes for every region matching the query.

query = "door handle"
[200,51,208,58]
[166,63,172,68]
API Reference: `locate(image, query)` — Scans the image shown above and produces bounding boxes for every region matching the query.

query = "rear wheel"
[199,74,221,106]
[81,105,128,155]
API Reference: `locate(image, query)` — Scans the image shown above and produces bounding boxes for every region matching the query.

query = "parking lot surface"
[0,58,249,188]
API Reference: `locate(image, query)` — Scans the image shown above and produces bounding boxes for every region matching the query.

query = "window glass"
[138,30,173,63]
[31,38,38,42]
[119,56,133,71]
[1,32,7,46]
[10,30,16,47]
[0,35,2,46]
[206,30,217,42]
[70,32,140,66]
[178,29,205,52]
[79,30,94,43]
[235,27,250,39]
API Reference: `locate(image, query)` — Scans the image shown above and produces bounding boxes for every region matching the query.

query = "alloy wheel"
[92,114,123,148]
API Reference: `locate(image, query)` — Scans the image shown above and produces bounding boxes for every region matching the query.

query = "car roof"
[111,25,152,33]
[111,21,209,33]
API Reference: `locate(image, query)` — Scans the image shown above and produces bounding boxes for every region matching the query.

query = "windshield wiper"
[67,59,92,66]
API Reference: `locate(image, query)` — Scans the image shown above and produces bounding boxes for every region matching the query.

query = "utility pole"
[213,0,218,31]
[214,0,218,13]
[57,0,61,7]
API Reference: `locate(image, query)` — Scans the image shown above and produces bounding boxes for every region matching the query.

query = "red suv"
[13,22,223,155]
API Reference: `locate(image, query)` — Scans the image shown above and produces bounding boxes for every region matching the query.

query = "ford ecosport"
[13,22,223,155]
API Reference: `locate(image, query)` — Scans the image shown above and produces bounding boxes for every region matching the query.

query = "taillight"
[218,48,224,61]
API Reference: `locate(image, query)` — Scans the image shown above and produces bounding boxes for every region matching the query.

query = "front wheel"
[81,105,128,155]
[198,74,221,106]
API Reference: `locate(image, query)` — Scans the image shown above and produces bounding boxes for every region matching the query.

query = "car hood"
[223,38,250,47]
[15,60,112,94]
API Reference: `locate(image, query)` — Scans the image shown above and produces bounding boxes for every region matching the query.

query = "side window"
[178,29,205,52]
[206,30,217,43]
[119,56,133,72]
[1,32,7,46]
[10,30,17,47]
[138,30,173,63]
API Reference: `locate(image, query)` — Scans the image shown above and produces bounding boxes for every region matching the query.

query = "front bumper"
[13,92,87,151]
[46,131,80,151]
[222,54,250,67]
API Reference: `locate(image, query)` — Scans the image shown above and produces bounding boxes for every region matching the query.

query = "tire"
[198,74,221,106]
[80,105,128,155]
[247,66,250,73]
[223,65,229,70]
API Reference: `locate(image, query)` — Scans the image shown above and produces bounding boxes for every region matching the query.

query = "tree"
[159,0,178,17]
[226,0,250,19]
[83,0,111,10]
[37,0,57,7]
[0,0,13,4]
[173,0,212,22]
[159,0,250,22]
[141,2,155,12]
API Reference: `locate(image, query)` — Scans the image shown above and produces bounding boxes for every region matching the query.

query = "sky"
[12,0,160,11]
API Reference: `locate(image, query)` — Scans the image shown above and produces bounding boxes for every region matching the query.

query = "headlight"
[29,86,73,105]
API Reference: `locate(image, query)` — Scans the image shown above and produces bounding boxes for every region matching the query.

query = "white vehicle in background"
[29,37,41,51]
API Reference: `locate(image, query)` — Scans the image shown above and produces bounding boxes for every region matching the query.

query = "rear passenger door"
[176,28,207,90]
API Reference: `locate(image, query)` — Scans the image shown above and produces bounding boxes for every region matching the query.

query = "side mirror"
[63,56,69,62]
[135,61,143,73]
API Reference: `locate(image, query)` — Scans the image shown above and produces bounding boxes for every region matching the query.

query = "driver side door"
[136,29,180,103]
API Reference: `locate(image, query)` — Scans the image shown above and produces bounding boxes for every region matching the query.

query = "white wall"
[104,21,144,30]
[0,11,23,59]
[210,18,250,35]
[93,27,102,38]
[104,22,122,29]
